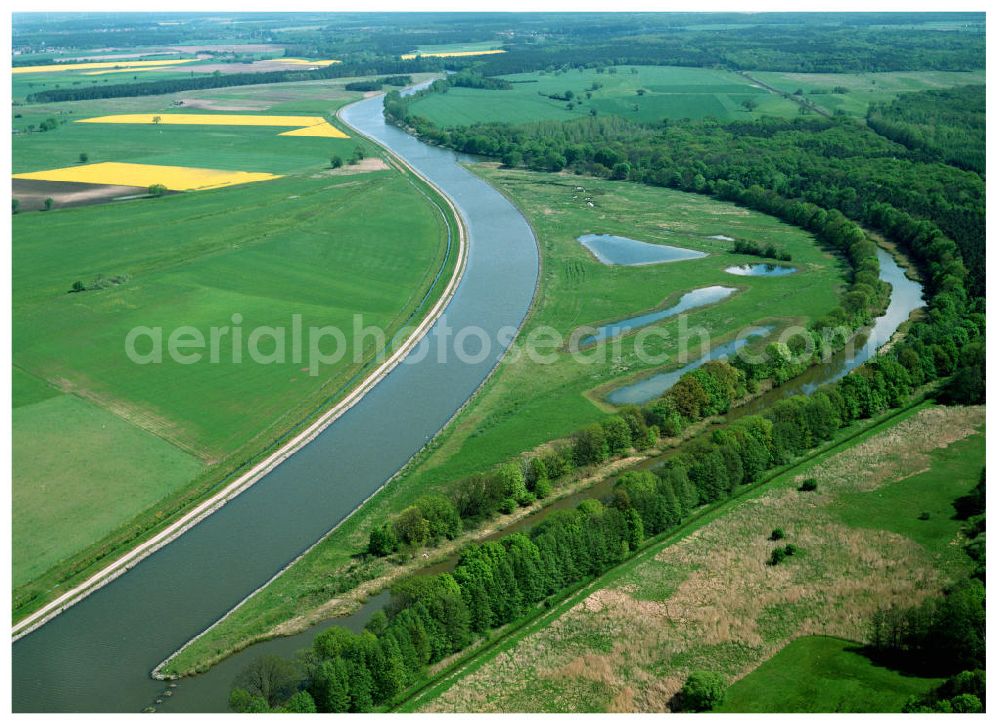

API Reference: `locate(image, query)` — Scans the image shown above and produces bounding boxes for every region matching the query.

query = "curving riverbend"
[12,92,540,712]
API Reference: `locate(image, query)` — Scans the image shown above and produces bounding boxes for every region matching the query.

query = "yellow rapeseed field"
[400,49,506,59]
[76,113,349,138]
[82,67,176,76]
[13,59,195,75]
[13,162,281,191]
[270,58,341,66]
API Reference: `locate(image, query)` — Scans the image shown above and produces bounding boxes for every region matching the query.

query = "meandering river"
[12,93,540,713]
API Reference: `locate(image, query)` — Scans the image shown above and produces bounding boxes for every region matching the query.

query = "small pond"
[725,263,797,277]
[606,326,774,405]
[578,233,706,266]
[581,285,737,346]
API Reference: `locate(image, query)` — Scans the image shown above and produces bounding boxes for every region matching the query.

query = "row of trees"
[731,238,792,261]
[344,75,412,91]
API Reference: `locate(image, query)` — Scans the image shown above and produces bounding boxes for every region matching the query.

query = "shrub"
[769,527,785,541]
[798,477,818,492]
[367,522,398,556]
[677,670,727,712]
[534,478,553,499]
[498,497,518,515]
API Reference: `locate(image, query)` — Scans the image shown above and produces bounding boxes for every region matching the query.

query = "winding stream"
[12,92,540,713]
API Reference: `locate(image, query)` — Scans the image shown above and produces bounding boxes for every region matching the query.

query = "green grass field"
[13,383,204,587]
[11,77,457,614]
[12,80,369,175]
[415,403,983,712]
[408,66,802,126]
[751,70,985,117]
[408,41,504,55]
[164,163,845,674]
[835,429,985,573]
[717,636,941,712]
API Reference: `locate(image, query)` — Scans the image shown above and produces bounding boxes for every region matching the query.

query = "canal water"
[12,91,540,712]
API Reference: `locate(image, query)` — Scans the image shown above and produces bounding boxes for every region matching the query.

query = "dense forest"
[867,84,985,175]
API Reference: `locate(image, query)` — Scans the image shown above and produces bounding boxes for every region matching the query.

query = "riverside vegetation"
[221,48,983,712]
[225,184,982,709]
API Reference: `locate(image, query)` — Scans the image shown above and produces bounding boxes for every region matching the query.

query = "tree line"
[344,75,412,92]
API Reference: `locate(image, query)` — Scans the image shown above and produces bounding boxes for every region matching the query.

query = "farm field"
[11,76,457,614]
[407,66,802,126]
[418,404,984,712]
[164,163,846,673]
[716,636,942,713]
[751,69,986,117]
[14,161,281,190]
[11,54,341,102]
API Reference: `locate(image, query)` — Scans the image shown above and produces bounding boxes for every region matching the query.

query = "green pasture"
[407,66,801,126]
[834,429,984,572]
[717,636,941,712]
[752,69,985,117]
[13,387,204,588]
[409,40,504,55]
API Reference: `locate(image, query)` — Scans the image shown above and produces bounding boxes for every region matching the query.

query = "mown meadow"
[751,69,985,117]
[407,66,802,126]
[716,636,942,713]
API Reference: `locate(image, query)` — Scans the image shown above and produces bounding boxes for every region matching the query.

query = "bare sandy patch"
[175,98,271,112]
[312,158,390,177]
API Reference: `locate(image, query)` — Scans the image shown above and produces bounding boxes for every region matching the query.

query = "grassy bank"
[162,162,845,674]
